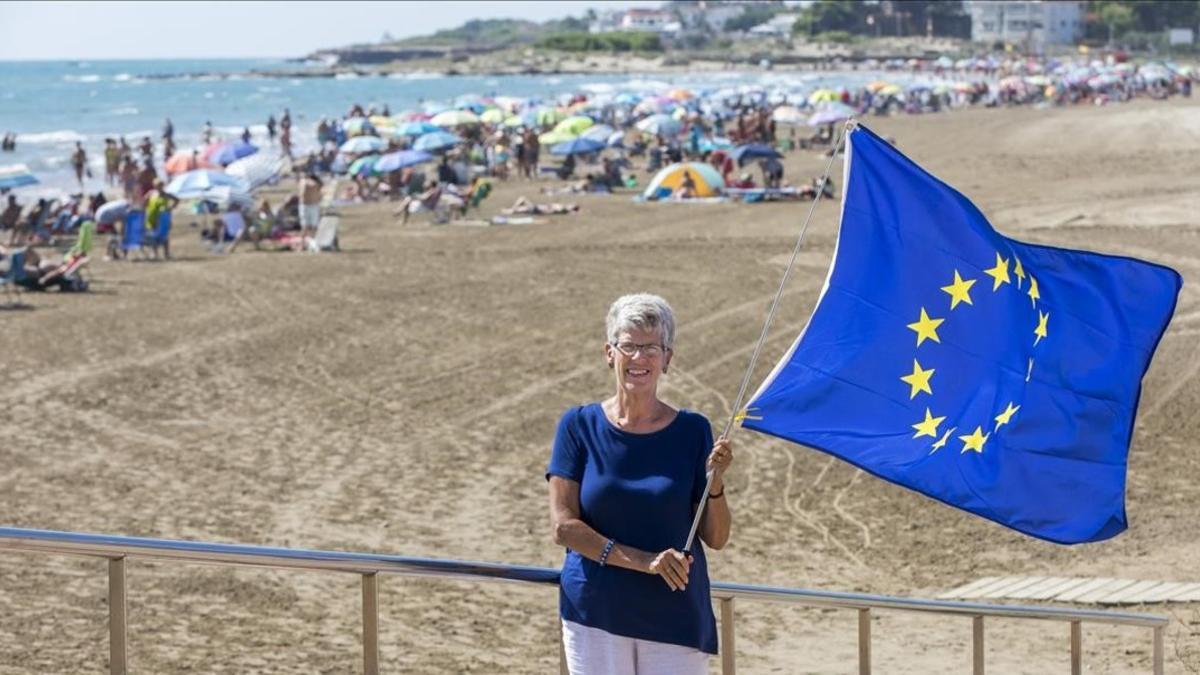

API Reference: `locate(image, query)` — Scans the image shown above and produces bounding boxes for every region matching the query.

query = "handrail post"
[108,557,127,675]
[858,608,871,675]
[720,596,736,675]
[362,573,379,675]
[972,616,984,675]
[1069,620,1081,675]
[558,619,568,675]
[1152,625,1163,675]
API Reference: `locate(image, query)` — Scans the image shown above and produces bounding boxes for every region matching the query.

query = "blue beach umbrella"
[397,120,441,137]
[374,150,433,173]
[340,136,386,154]
[212,141,258,166]
[413,131,461,153]
[348,155,380,177]
[579,124,615,143]
[635,114,681,137]
[732,143,783,164]
[550,137,606,156]
[165,169,246,199]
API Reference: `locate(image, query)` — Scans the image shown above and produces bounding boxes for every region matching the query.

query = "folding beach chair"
[307,215,340,252]
[121,210,146,258]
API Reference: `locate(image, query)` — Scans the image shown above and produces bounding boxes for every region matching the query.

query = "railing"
[0,527,1167,674]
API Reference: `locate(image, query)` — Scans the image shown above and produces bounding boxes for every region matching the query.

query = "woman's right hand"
[646,548,692,591]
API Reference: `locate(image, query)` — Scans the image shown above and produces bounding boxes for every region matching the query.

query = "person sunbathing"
[501,196,580,216]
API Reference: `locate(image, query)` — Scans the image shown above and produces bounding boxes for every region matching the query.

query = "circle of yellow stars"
[902,251,1048,455]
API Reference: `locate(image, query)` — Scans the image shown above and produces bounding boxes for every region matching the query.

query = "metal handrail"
[0,527,1168,675]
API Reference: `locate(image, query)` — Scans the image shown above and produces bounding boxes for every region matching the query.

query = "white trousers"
[562,619,709,675]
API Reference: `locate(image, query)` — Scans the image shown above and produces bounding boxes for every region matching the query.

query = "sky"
[0,0,656,61]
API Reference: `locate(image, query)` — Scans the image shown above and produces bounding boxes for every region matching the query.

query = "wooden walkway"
[941,576,1200,605]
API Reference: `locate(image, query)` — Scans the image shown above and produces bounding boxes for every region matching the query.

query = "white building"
[748,13,800,38]
[675,1,749,33]
[965,1,1084,48]
[621,8,676,32]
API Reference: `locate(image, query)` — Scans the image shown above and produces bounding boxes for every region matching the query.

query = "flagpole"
[683,119,855,555]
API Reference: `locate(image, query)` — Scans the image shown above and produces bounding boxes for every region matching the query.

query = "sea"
[0,58,915,195]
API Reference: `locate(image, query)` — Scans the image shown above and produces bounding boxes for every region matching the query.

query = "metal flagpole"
[684,120,854,554]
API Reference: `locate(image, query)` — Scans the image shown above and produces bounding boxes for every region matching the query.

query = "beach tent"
[642,162,725,200]
[374,150,432,173]
[165,170,246,199]
[339,136,386,154]
[225,152,287,190]
[0,164,38,190]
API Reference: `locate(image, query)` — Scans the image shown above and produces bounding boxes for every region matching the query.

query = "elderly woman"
[547,293,733,674]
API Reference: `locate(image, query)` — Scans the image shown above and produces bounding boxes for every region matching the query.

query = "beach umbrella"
[642,162,725,200]
[538,129,578,145]
[579,124,615,143]
[374,150,433,174]
[348,155,380,177]
[554,115,595,136]
[95,199,129,225]
[413,131,461,153]
[200,185,255,210]
[164,152,215,176]
[339,136,386,154]
[534,107,565,127]
[211,141,259,166]
[165,169,245,199]
[480,108,507,124]
[635,114,681,137]
[807,101,856,127]
[431,109,479,127]
[732,144,783,164]
[0,164,39,190]
[225,152,286,190]
[396,120,441,137]
[807,88,840,105]
[606,131,627,148]
[343,117,371,137]
[698,136,734,153]
[550,137,605,156]
[614,92,641,105]
[667,88,695,101]
[771,106,806,124]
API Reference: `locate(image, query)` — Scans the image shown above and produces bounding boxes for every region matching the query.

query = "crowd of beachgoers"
[0,53,1193,298]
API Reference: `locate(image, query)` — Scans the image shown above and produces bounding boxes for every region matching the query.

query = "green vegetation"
[395,17,586,48]
[1086,1,1200,43]
[535,31,663,53]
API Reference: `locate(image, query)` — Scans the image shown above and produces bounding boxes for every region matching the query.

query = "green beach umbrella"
[480,108,507,124]
[553,116,594,136]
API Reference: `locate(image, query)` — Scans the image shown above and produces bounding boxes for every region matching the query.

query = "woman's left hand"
[706,438,734,477]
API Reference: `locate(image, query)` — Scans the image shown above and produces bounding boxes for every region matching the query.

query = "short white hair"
[606,293,676,349]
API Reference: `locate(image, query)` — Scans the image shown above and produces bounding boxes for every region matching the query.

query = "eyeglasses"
[611,342,668,357]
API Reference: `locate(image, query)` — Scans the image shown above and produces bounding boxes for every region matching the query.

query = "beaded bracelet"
[598,538,615,566]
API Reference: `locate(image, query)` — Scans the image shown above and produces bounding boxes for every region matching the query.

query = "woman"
[548,293,733,674]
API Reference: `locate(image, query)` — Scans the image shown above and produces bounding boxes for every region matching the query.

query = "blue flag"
[741,124,1181,544]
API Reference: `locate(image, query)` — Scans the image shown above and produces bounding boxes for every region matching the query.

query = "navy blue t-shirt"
[546,403,718,655]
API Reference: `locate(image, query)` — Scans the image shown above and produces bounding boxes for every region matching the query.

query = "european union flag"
[741,124,1181,544]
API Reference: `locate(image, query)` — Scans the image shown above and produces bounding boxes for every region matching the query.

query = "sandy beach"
[1,98,1198,673]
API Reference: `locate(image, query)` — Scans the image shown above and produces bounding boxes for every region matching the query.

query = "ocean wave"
[109,107,140,116]
[335,72,360,80]
[63,74,102,83]
[17,130,87,144]
[388,71,439,80]
[580,82,615,94]
[113,73,133,82]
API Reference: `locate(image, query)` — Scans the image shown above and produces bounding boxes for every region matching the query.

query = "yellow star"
[994,402,1020,431]
[912,407,947,439]
[983,252,1012,291]
[1027,275,1040,307]
[1013,257,1026,289]
[1033,310,1049,345]
[906,308,944,347]
[959,426,990,454]
[900,359,935,399]
[940,270,976,310]
[930,426,956,454]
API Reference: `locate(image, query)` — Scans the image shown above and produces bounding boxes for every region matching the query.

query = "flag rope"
[684,119,854,553]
